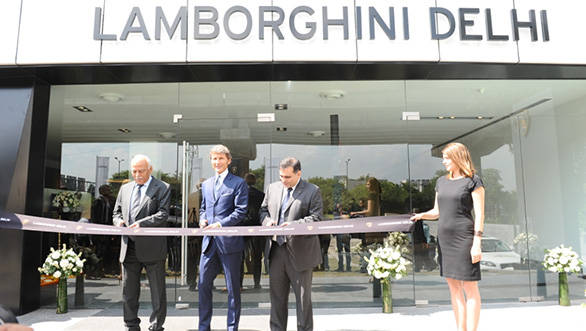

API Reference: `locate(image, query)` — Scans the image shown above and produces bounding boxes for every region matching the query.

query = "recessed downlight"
[118,128,131,133]
[276,127,287,132]
[274,104,288,110]
[73,106,92,112]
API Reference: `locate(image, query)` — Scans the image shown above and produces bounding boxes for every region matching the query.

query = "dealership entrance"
[36,79,584,310]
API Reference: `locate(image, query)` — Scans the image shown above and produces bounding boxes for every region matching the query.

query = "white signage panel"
[272,0,357,62]
[187,0,272,62]
[436,0,518,63]
[357,0,439,62]
[516,0,586,65]
[0,0,21,65]
[100,0,188,63]
[17,0,102,65]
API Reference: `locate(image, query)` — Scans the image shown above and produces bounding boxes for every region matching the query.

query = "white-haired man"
[113,154,171,331]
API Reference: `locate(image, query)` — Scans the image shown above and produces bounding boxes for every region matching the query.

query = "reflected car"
[480,237,521,270]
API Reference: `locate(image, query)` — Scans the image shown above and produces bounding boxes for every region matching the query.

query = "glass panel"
[174,81,274,308]
[269,80,413,307]
[45,83,182,308]
[406,80,530,304]
[514,81,586,301]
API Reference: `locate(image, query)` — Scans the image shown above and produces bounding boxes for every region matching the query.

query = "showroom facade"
[1,0,585,314]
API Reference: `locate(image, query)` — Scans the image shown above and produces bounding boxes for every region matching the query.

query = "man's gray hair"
[131,154,152,168]
[209,145,232,159]
[279,157,301,172]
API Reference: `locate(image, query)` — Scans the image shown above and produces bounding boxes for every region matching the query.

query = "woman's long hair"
[441,142,476,178]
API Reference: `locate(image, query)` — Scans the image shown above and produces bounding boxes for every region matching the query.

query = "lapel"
[283,179,303,214]
[138,178,156,213]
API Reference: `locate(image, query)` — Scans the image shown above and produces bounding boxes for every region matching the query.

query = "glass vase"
[57,277,68,314]
[558,272,570,306]
[381,278,393,313]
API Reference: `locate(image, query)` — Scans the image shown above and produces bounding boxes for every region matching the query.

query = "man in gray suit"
[260,157,323,331]
[113,154,171,331]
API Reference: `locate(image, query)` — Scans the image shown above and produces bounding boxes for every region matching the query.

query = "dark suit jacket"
[242,185,265,226]
[260,179,323,271]
[113,177,171,263]
[199,172,248,255]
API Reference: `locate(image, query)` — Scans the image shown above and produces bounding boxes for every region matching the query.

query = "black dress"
[436,174,484,281]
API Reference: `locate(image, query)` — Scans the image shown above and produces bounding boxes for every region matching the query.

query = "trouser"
[335,234,351,271]
[122,241,167,331]
[269,244,314,331]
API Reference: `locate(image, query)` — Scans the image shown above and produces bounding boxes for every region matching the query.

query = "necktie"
[213,175,222,199]
[277,187,293,246]
[130,184,143,224]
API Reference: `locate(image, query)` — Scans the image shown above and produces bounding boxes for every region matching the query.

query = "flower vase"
[57,277,68,314]
[558,272,570,306]
[381,278,393,313]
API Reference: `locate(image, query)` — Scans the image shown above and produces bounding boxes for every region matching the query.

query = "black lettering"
[430,7,455,40]
[155,6,187,40]
[512,9,537,41]
[485,9,509,41]
[120,7,150,40]
[459,8,482,41]
[194,6,219,39]
[93,7,117,40]
[369,7,395,40]
[259,6,285,40]
[322,6,349,40]
[541,10,550,42]
[223,6,252,40]
[290,6,316,40]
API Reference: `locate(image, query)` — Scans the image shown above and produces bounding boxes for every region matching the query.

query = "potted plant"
[38,244,85,313]
[542,245,583,306]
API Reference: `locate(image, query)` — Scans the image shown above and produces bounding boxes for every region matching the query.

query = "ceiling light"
[73,106,92,112]
[118,128,131,133]
[159,132,176,139]
[319,90,345,100]
[476,116,484,119]
[276,127,287,132]
[437,116,445,119]
[274,104,288,110]
[99,93,124,102]
[449,116,456,119]
[257,113,275,122]
[307,130,325,137]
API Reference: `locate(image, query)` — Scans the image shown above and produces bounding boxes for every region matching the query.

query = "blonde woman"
[411,143,485,331]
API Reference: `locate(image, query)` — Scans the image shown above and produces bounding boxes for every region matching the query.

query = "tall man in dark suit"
[198,145,248,331]
[113,155,171,331]
[261,157,323,331]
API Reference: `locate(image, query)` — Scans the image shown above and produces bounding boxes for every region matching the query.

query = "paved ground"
[16,300,586,331]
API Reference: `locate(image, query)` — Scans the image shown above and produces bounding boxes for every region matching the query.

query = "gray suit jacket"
[113,177,171,263]
[260,179,323,271]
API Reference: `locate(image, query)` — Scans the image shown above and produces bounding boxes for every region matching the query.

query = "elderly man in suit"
[261,157,323,331]
[113,154,171,331]
[198,145,248,331]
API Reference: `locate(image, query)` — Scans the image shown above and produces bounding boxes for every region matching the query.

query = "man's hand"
[279,222,290,227]
[199,219,208,228]
[264,220,277,226]
[128,222,139,229]
[203,222,221,230]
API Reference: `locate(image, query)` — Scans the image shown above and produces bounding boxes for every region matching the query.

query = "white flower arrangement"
[542,245,583,274]
[38,244,85,279]
[384,232,410,254]
[52,191,81,213]
[366,235,411,280]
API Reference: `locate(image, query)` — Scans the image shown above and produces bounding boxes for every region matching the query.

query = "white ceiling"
[48,80,586,148]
